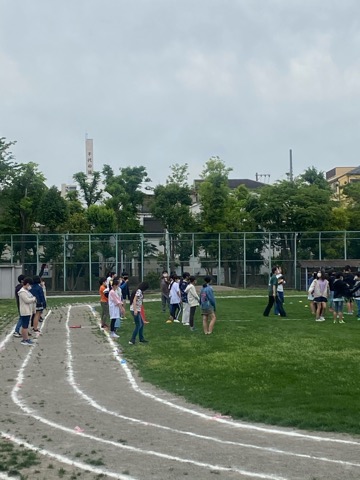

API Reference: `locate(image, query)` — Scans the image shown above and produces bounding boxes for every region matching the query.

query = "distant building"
[326,166,360,199]
[60,183,77,198]
[191,178,265,214]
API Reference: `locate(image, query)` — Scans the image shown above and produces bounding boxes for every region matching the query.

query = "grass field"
[2,291,360,436]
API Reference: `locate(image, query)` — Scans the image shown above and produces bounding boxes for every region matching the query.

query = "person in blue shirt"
[200,276,216,334]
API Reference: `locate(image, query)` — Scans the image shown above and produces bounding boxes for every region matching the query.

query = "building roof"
[348,166,360,175]
[194,179,265,190]
[298,260,360,269]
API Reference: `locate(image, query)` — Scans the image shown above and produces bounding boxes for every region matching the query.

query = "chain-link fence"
[1,231,358,293]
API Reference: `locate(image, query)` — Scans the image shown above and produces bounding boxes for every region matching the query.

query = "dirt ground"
[1,304,360,480]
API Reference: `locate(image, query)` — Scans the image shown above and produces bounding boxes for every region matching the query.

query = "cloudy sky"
[1,0,360,189]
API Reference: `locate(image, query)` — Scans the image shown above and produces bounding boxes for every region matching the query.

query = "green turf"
[2,293,360,435]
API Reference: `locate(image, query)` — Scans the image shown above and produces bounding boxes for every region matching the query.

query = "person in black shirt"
[343,265,355,315]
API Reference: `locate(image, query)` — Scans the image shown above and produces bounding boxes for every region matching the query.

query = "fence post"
[36,234,39,274]
[63,234,66,292]
[294,232,297,290]
[319,232,322,261]
[115,234,119,273]
[192,233,195,275]
[344,231,347,260]
[89,234,92,291]
[268,232,271,272]
[141,233,144,281]
[243,232,246,289]
[10,235,14,264]
[218,233,221,285]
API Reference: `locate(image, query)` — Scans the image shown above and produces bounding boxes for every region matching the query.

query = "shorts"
[201,307,214,316]
[20,315,31,329]
[314,296,327,303]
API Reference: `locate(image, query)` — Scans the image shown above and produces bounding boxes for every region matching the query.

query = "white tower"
[86,138,94,175]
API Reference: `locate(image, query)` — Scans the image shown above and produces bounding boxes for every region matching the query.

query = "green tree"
[103,165,150,232]
[0,137,16,188]
[38,186,69,233]
[73,171,103,207]
[151,164,197,270]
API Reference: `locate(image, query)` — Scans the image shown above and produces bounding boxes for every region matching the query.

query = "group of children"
[161,271,217,335]
[308,266,360,323]
[99,272,150,345]
[13,274,47,346]
[100,270,218,343]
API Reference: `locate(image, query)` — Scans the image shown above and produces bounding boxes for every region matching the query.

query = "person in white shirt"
[185,276,200,331]
[166,274,181,323]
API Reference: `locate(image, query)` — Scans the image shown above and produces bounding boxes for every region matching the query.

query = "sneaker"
[13,332,22,338]
[183,322,190,326]
[26,339,35,345]
[110,332,119,338]
[20,339,34,346]
[166,319,173,324]
[128,340,135,345]
[339,320,346,324]
[139,339,149,343]
[315,318,325,322]
[320,316,325,321]
[190,327,196,331]
[173,319,180,323]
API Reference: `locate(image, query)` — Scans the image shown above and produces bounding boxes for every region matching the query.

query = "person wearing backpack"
[200,276,216,334]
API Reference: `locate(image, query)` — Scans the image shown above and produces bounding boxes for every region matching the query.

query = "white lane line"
[0,432,138,480]
[69,305,360,472]
[84,304,360,447]
[65,306,289,480]
[8,307,288,480]
[6,305,360,480]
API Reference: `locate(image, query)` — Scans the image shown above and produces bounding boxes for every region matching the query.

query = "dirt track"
[1,304,360,480]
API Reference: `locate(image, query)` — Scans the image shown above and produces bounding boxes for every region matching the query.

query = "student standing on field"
[263,267,286,317]
[99,277,110,328]
[274,266,285,316]
[30,275,47,333]
[129,282,149,345]
[13,274,25,337]
[200,276,217,334]
[160,271,170,313]
[108,278,123,338]
[185,276,200,331]
[167,274,181,323]
[332,273,349,323]
[180,272,190,325]
[18,277,36,346]
[310,271,329,322]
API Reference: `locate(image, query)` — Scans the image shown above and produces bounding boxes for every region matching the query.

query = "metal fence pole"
[243,232,246,289]
[344,231,347,260]
[36,234,39,273]
[115,234,119,273]
[89,234,92,291]
[268,232,271,272]
[192,233,195,275]
[319,232,322,261]
[63,235,66,292]
[141,233,144,281]
[218,233,221,285]
[294,232,297,290]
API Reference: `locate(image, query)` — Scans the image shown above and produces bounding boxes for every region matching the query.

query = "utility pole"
[289,149,294,182]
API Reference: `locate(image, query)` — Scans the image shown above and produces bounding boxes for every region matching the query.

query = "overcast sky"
[1,0,360,189]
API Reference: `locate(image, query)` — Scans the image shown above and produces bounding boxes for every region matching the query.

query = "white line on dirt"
[0,432,138,480]
[67,305,360,472]
[4,305,290,480]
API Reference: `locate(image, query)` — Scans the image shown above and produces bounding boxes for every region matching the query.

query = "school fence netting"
[1,231,359,293]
